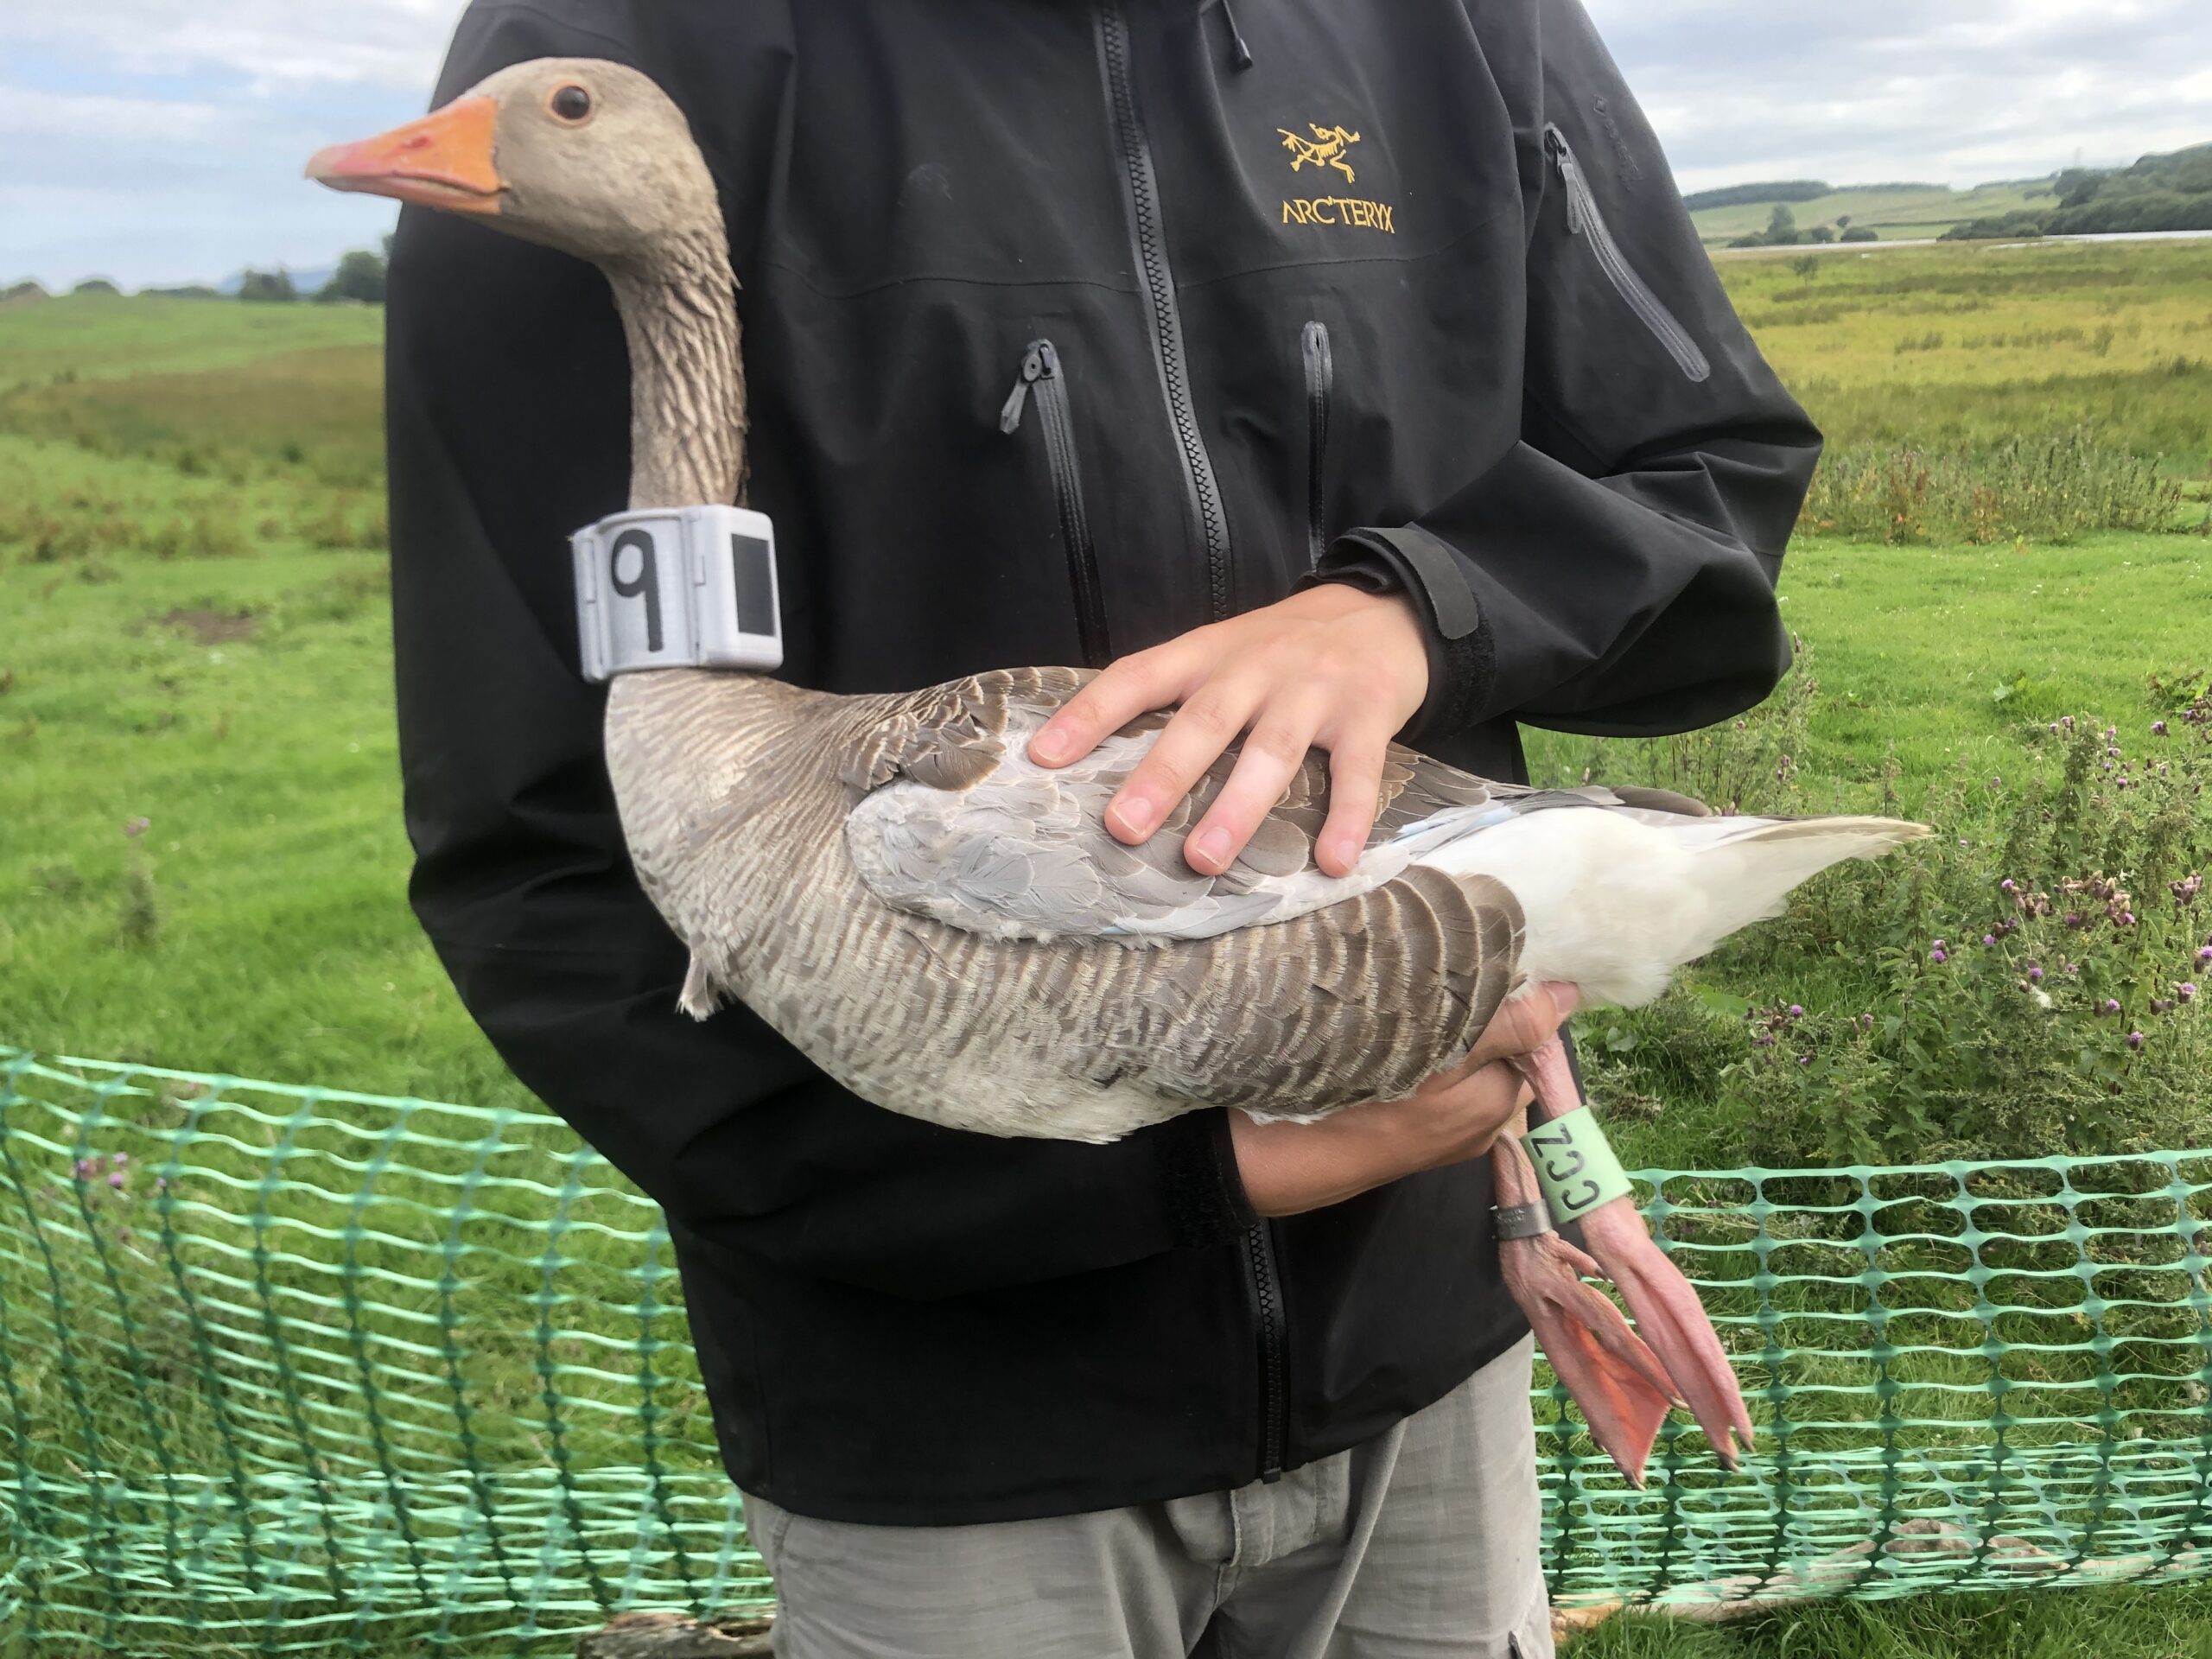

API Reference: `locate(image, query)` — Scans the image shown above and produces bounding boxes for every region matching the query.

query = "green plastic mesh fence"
[1,1047,2207,1654]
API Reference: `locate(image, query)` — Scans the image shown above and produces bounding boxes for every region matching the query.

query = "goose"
[311,60,1928,1485]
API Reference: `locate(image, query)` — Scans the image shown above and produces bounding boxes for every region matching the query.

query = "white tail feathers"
[1427,810,1931,1007]
[1672,817,1932,963]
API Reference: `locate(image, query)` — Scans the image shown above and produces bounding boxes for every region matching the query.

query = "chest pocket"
[1000,340,1110,668]
[1542,124,1711,384]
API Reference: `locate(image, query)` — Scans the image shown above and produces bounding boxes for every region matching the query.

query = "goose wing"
[840,666,1656,944]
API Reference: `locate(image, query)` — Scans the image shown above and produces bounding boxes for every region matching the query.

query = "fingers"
[1418,1058,1531,1163]
[1183,696,1331,874]
[1316,734,1389,878]
[1028,640,1198,769]
[1103,676,1266,847]
[1469,983,1584,1066]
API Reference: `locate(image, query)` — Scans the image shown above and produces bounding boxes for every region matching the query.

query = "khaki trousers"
[742,1335,1552,1658]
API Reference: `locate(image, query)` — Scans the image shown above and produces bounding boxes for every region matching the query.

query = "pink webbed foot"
[1510,1033,1757,1470]
[1491,1137,1677,1486]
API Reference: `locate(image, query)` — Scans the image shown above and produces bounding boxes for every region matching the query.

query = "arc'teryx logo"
[1278,121,1395,235]
[1279,124,1362,183]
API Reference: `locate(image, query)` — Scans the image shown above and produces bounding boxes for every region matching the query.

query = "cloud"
[4,2,2210,287]
[1,4,466,286]
[5,1,466,92]
[1584,0,2212,190]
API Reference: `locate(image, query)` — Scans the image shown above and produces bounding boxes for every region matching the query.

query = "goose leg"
[1510,1034,1756,1469]
[1490,1133,1677,1487]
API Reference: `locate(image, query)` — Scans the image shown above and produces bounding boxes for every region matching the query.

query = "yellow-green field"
[2,242,2210,1656]
[1691,179,2059,245]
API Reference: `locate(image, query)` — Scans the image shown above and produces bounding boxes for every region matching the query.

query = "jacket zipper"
[1096,0,1281,1488]
[1544,125,1712,383]
[1097,1,1235,623]
[1244,1218,1288,1482]
[1001,340,1112,669]
[1301,320,1333,569]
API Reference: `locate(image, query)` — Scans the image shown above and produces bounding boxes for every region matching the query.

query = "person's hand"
[1230,984,1580,1218]
[1027,585,1428,879]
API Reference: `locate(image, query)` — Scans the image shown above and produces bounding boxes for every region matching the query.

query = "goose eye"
[550,85,593,123]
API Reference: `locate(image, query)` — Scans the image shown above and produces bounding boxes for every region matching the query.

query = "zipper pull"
[999,342,1056,434]
[1545,126,1586,235]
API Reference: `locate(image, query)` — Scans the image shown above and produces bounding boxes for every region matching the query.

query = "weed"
[1802,429,2184,543]
[1564,638,1818,815]
[29,861,83,899]
[118,822,160,947]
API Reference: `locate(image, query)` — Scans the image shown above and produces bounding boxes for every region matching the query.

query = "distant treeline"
[4,242,392,307]
[1945,143,2212,240]
[1682,180,1830,212]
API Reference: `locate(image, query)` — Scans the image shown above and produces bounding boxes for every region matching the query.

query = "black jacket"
[386,0,1818,1524]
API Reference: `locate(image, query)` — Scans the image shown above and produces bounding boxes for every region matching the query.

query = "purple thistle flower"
[123,817,149,839]
[1798,1055,1812,1066]
[2153,721,2169,736]
[2001,878,2018,893]
[2103,999,2122,1015]
[2181,983,2198,1002]
[1788,1004,1804,1018]
[2028,963,2044,982]
[107,1172,125,1191]
[2198,946,2212,964]
[1983,934,1997,946]
[2127,1031,2145,1050]
[1930,948,1948,963]
[111,1152,127,1169]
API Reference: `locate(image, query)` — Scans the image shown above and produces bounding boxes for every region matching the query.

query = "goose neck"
[606,230,746,512]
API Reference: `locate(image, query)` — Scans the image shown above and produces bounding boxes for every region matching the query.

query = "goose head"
[308,58,718,270]
[310,58,744,509]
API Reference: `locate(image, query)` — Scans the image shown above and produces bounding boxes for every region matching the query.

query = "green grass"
[1576,1582,2212,1659]
[2,254,2210,1655]
[1713,240,2212,480]
[0,294,380,395]
[1692,178,2063,245]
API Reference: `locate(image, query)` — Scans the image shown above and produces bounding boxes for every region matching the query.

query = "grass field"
[3,241,2211,1655]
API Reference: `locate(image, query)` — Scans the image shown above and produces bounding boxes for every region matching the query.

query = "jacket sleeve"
[1313,0,1821,743]
[386,0,1253,1303]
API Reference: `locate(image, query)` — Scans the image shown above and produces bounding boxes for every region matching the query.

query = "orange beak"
[307,97,504,215]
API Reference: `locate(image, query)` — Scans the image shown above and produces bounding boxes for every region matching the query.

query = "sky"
[5,2,2211,289]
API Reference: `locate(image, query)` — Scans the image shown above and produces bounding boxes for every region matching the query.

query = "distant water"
[1720,228,2212,257]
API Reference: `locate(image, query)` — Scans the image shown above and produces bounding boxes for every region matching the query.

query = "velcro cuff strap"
[1332,526,1482,640]
[1525,1105,1634,1223]
[573,505,783,683]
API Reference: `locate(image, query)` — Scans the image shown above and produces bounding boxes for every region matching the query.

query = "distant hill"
[1690,146,2212,245]
[1944,143,2212,240]
[1690,177,2062,245]
[1681,180,1829,212]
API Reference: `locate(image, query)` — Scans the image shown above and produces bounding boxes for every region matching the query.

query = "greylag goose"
[311,60,1927,1484]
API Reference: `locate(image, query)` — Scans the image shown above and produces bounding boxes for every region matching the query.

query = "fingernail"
[1032,728,1068,765]
[1112,796,1156,836]
[1192,827,1231,870]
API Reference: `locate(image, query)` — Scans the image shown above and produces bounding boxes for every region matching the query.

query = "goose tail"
[1672,814,1932,951]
